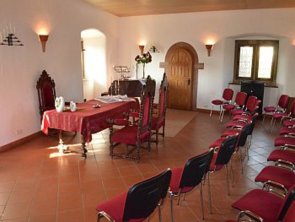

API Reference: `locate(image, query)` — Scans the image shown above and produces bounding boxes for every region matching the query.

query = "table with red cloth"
[41,99,135,157]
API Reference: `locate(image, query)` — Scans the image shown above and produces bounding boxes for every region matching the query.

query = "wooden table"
[41,99,134,158]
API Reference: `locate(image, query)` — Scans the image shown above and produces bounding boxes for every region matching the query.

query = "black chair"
[96,169,172,222]
[169,149,214,220]
[208,135,239,212]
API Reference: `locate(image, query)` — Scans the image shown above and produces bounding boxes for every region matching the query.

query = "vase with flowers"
[135,51,152,79]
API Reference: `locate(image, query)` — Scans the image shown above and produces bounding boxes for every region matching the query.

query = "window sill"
[229,82,278,88]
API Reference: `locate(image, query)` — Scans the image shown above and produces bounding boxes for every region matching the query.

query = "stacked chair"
[228,99,295,222]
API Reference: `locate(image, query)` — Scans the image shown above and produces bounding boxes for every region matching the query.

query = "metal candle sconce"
[0,33,24,46]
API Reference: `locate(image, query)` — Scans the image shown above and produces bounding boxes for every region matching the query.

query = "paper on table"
[95,95,133,103]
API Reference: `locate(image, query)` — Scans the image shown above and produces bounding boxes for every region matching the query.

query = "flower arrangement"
[135,52,152,64]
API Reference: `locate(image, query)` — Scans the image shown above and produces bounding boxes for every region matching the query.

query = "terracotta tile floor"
[0,112,279,222]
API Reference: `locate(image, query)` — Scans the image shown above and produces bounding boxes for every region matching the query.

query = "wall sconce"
[39,34,49,52]
[139,45,145,55]
[205,44,214,57]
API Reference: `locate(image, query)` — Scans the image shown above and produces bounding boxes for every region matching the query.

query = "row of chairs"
[210,88,260,122]
[228,110,295,221]
[108,74,168,162]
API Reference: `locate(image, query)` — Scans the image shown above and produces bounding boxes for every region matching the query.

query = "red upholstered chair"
[231,96,257,117]
[96,169,172,222]
[280,126,295,136]
[169,149,214,220]
[271,100,295,129]
[151,73,168,144]
[268,149,295,166]
[207,135,239,212]
[109,76,156,161]
[221,91,247,122]
[36,70,56,120]
[231,185,295,222]
[283,119,295,127]
[255,165,295,193]
[274,136,295,150]
[210,88,234,119]
[263,94,289,122]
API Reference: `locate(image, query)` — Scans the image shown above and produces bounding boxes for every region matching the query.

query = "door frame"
[165,42,199,110]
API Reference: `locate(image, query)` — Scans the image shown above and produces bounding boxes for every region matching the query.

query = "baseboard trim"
[0,131,42,152]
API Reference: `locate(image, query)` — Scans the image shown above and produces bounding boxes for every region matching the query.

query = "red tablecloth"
[41,99,134,142]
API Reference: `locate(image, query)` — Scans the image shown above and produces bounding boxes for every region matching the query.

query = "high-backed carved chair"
[151,73,168,144]
[96,169,172,222]
[36,70,56,120]
[109,76,156,161]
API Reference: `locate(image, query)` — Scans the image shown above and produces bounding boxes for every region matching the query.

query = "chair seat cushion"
[280,127,295,136]
[273,112,288,119]
[232,189,283,222]
[211,99,223,105]
[169,168,194,194]
[226,121,247,129]
[283,119,295,127]
[96,192,127,221]
[255,166,295,190]
[222,129,240,138]
[268,149,295,164]
[96,192,145,222]
[223,104,235,111]
[111,126,150,145]
[274,137,295,147]
[264,106,276,113]
[232,114,252,122]
[231,109,244,116]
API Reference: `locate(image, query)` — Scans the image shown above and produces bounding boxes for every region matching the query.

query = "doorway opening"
[81,29,106,100]
[165,42,199,110]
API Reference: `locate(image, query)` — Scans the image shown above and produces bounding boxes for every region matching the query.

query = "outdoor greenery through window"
[233,40,279,85]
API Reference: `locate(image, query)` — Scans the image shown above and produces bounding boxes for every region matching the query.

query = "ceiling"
[82,0,295,17]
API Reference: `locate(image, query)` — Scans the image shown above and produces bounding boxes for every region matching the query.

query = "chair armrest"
[238,210,263,222]
[97,211,115,222]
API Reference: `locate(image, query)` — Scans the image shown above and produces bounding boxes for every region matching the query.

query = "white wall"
[1,3,295,147]
[117,8,295,108]
[0,0,119,146]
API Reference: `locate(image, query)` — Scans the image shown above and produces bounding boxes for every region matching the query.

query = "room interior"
[1,0,295,221]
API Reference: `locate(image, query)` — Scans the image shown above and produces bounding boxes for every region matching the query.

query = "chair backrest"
[278,185,295,221]
[179,149,214,189]
[289,100,295,117]
[36,70,56,118]
[278,94,290,110]
[235,92,247,107]
[137,76,156,135]
[158,73,168,120]
[283,201,295,222]
[245,96,257,113]
[223,88,234,101]
[237,123,252,147]
[215,135,239,166]
[123,169,172,221]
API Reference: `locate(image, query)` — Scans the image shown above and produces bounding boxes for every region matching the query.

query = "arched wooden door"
[165,43,197,110]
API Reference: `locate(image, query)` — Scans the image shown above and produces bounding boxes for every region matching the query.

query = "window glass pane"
[258,46,273,79]
[238,46,253,78]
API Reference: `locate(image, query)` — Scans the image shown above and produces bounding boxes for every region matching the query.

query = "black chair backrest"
[278,186,295,221]
[123,169,172,221]
[215,135,239,165]
[180,149,214,189]
[237,123,252,147]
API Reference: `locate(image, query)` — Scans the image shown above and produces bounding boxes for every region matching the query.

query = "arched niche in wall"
[81,29,106,100]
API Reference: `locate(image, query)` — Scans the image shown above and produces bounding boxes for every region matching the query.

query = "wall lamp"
[39,34,49,52]
[139,45,145,55]
[205,44,214,57]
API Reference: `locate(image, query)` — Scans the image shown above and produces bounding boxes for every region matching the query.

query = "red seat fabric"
[255,166,295,190]
[274,136,295,147]
[226,120,248,129]
[151,116,165,130]
[211,99,223,105]
[264,106,277,112]
[283,119,295,127]
[273,112,289,120]
[280,127,295,136]
[112,125,150,145]
[232,189,283,222]
[268,149,295,164]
